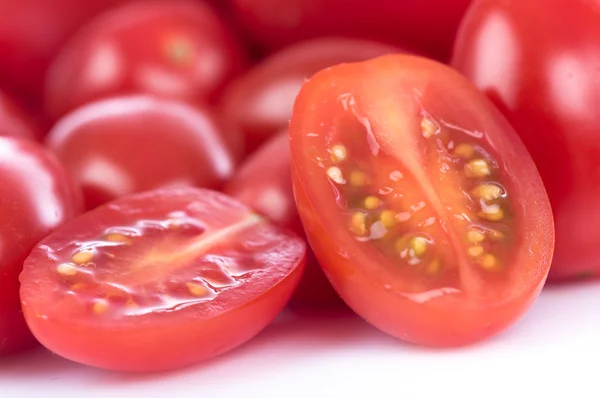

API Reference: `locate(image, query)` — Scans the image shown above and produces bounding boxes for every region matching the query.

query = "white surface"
[1,280,599,397]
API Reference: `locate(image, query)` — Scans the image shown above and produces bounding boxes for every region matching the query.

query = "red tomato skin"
[45,0,247,120]
[46,95,238,210]
[290,55,554,346]
[226,0,471,61]
[20,188,306,372]
[224,131,342,308]
[0,0,129,102]
[0,137,82,355]
[219,38,400,153]
[0,89,41,141]
[452,0,600,280]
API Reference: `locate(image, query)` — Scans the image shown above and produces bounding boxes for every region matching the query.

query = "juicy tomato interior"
[290,54,554,347]
[20,188,305,372]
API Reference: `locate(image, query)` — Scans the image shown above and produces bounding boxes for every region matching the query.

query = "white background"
[2,280,599,397]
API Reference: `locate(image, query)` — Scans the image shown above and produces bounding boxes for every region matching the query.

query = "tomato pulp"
[0,137,82,355]
[20,188,306,372]
[290,54,554,347]
[452,0,600,281]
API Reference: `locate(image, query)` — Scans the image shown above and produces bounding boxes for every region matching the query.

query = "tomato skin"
[20,188,305,372]
[46,95,238,210]
[289,54,554,346]
[45,0,247,120]
[452,0,600,281]
[219,38,400,153]
[0,137,82,355]
[226,0,471,61]
[0,0,129,102]
[224,130,342,308]
[0,89,41,141]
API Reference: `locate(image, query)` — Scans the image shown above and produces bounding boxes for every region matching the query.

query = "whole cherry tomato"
[46,95,238,210]
[219,37,400,153]
[20,187,306,372]
[0,137,82,355]
[225,0,471,61]
[224,130,342,308]
[452,0,600,281]
[0,0,129,102]
[45,0,247,120]
[290,54,554,347]
[0,89,41,141]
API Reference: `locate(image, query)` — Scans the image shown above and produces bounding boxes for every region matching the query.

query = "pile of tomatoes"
[0,0,597,373]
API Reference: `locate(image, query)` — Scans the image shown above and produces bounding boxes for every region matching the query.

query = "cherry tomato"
[226,0,471,61]
[0,89,41,141]
[219,38,400,153]
[46,95,238,210]
[224,130,342,308]
[20,187,305,372]
[0,137,82,355]
[0,0,129,102]
[289,54,554,347]
[452,0,600,281]
[45,0,247,120]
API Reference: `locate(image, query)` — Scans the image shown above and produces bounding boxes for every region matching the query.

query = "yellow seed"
[468,245,484,257]
[479,254,498,270]
[453,143,475,159]
[326,166,345,184]
[465,159,491,178]
[426,258,441,275]
[56,263,78,276]
[472,184,503,201]
[93,300,109,315]
[480,206,504,221]
[104,233,132,245]
[467,230,485,244]
[421,116,438,138]
[126,298,138,308]
[364,196,381,210]
[489,230,505,240]
[351,212,367,235]
[380,210,397,228]
[331,144,347,162]
[349,170,369,186]
[186,282,209,297]
[71,283,84,291]
[72,249,93,264]
[409,236,428,257]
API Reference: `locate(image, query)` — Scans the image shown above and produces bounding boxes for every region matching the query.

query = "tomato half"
[20,187,305,372]
[0,0,129,102]
[219,38,400,153]
[225,0,472,61]
[46,95,239,210]
[224,130,342,308]
[0,89,40,141]
[290,54,554,347]
[44,0,247,120]
[0,137,82,355]
[452,0,600,281]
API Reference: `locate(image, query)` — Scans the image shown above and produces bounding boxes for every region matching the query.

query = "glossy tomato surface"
[0,137,82,355]
[452,0,600,281]
[224,131,341,308]
[0,0,129,101]
[20,188,306,372]
[45,0,247,120]
[46,95,238,210]
[290,54,554,347]
[226,0,471,61]
[0,89,40,141]
[219,38,400,153]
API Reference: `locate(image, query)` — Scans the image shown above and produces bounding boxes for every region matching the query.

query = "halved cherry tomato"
[44,0,247,120]
[46,95,239,210]
[224,130,342,308]
[452,0,600,281]
[0,0,129,102]
[289,54,554,347]
[0,89,41,141]
[0,137,82,355]
[225,0,472,61]
[20,187,306,372]
[219,37,400,153]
